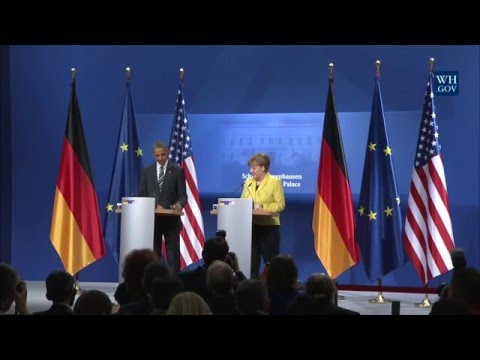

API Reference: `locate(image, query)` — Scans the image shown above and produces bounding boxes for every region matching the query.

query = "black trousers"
[251,224,280,279]
[154,216,181,275]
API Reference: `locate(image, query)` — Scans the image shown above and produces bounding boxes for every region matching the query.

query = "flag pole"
[329,63,348,301]
[70,67,86,295]
[429,57,435,74]
[126,66,131,84]
[413,58,436,309]
[329,63,345,302]
[415,286,433,307]
[368,278,391,303]
[375,59,380,77]
[333,280,345,301]
[366,61,391,305]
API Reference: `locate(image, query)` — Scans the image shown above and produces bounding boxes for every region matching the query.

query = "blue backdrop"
[3,45,479,288]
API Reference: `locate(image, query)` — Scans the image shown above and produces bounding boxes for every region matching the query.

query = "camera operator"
[178,233,245,303]
[216,230,247,282]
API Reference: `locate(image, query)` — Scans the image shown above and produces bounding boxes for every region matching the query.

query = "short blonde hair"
[248,153,271,172]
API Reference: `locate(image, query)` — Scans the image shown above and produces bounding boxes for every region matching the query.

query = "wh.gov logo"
[433,72,459,96]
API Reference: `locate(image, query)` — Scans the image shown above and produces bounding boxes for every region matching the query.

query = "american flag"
[168,75,205,269]
[403,73,455,285]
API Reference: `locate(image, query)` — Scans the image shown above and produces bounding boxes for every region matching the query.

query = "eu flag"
[356,75,405,282]
[103,79,144,264]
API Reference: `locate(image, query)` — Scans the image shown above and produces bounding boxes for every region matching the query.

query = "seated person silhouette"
[206,260,237,315]
[166,292,212,315]
[150,275,184,315]
[119,260,171,315]
[266,255,301,315]
[287,273,360,315]
[179,235,246,303]
[235,279,269,315]
[33,270,76,315]
[0,263,28,315]
[114,248,159,306]
[74,290,113,315]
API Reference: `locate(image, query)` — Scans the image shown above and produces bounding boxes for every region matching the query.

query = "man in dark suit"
[138,142,187,274]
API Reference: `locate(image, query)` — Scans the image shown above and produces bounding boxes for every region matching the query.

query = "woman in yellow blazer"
[241,153,285,278]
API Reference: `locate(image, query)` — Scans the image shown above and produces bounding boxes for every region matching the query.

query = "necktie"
[158,166,165,193]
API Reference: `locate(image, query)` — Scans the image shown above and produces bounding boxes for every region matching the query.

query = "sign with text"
[434,71,459,96]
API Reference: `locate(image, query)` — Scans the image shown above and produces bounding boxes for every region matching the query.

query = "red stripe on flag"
[56,139,104,259]
[182,203,202,260]
[317,139,359,262]
[179,157,205,268]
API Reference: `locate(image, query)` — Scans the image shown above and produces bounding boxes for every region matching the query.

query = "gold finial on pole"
[375,60,381,77]
[329,63,334,80]
[179,68,184,81]
[71,68,76,83]
[429,58,435,74]
[126,66,131,83]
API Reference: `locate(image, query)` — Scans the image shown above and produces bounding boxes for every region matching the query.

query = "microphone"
[247,182,256,209]
[231,181,246,194]
[247,182,255,199]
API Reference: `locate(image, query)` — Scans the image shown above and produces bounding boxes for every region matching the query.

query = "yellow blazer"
[241,172,285,226]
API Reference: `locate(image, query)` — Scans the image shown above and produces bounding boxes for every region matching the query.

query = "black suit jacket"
[287,294,360,315]
[138,162,187,209]
[33,303,73,315]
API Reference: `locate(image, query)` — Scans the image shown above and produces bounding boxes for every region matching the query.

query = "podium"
[116,197,155,282]
[211,198,280,278]
[213,198,252,278]
[115,197,184,282]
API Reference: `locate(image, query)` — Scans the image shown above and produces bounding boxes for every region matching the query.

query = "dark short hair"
[266,255,298,292]
[305,273,336,301]
[202,236,229,265]
[45,270,75,302]
[74,290,113,315]
[153,142,168,151]
[235,279,268,314]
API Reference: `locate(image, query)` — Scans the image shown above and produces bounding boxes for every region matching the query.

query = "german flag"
[50,78,105,275]
[312,77,360,279]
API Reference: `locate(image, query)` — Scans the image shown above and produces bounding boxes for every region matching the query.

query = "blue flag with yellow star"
[103,80,144,264]
[356,75,405,282]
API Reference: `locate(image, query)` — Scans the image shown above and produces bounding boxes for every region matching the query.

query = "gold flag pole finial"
[429,58,435,74]
[179,68,184,81]
[329,63,334,80]
[71,68,76,83]
[375,60,381,77]
[126,66,131,83]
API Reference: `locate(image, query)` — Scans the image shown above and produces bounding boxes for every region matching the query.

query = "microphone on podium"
[247,182,256,209]
[247,182,255,199]
[231,181,246,194]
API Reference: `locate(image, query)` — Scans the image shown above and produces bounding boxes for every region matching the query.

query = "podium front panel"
[217,198,253,278]
[119,197,155,282]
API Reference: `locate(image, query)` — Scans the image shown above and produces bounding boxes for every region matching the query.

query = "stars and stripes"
[168,77,205,269]
[403,73,455,285]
